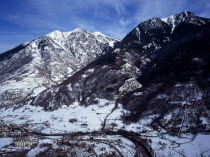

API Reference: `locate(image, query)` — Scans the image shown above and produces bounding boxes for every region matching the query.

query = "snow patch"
[135,27,141,43]
[0,138,13,149]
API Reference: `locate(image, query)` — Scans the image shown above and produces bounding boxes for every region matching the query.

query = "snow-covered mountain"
[28,11,210,134]
[0,28,119,107]
[1,11,210,156]
[161,11,206,33]
[30,12,210,109]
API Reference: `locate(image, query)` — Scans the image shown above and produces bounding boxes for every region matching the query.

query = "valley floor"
[0,100,210,157]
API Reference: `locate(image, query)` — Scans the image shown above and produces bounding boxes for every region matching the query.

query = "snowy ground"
[107,111,210,157]
[0,99,128,134]
[0,138,13,149]
[26,139,55,157]
[25,135,136,157]
[1,100,210,156]
[151,134,210,157]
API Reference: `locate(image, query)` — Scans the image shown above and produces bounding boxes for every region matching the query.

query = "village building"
[13,141,38,147]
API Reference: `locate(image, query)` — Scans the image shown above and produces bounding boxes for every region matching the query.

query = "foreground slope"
[0,29,118,107]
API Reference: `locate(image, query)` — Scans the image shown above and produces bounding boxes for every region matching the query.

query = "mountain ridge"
[27,11,210,111]
[0,28,119,107]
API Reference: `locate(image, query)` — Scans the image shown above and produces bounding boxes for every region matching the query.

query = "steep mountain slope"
[30,12,210,135]
[0,28,119,107]
[120,13,210,134]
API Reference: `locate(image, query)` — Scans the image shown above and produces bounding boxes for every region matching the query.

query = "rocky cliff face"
[29,12,210,134]
[0,28,119,107]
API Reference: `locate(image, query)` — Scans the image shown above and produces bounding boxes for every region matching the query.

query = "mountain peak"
[158,11,206,33]
[72,28,86,33]
[46,28,109,40]
[46,28,86,39]
[160,11,205,32]
[161,11,195,22]
[93,31,106,36]
[174,11,195,17]
[46,30,67,39]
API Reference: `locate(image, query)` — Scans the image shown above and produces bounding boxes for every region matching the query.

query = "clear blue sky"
[0,0,210,53]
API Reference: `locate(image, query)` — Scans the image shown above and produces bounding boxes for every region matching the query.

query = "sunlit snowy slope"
[0,28,119,107]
